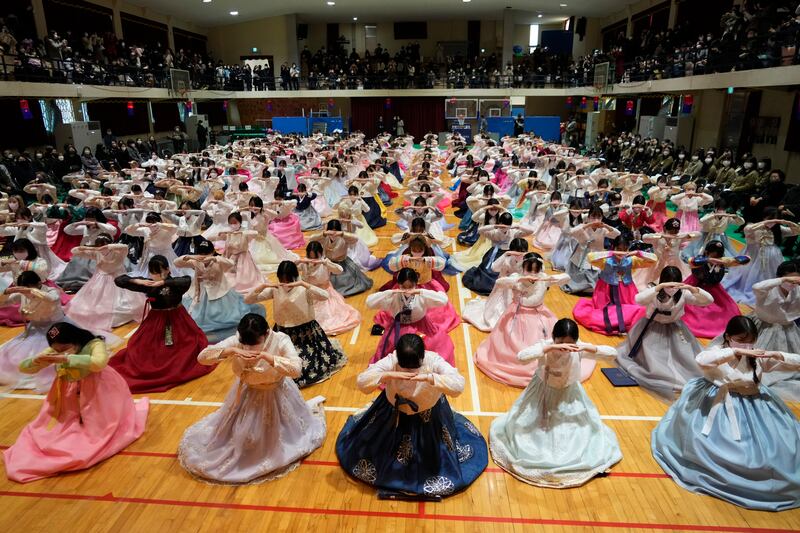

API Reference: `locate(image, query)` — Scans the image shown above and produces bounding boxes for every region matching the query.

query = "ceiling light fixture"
[537,13,543,18]
[560,3,568,6]
[327,1,335,5]
[463,0,471,3]
[353,17,358,20]
[203,0,212,3]
[229,10,238,15]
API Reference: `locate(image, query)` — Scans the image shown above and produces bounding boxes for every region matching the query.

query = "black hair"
[348,185,359,196]
[483,184,494,196]
[228,211,243,224]
[238,181,249,191]
[326,219,342,232]
[632,194,646,205]
[11,238,37,260]
[145,212,162,224]
[94,233,114,247]
[410,217,427,233]
[237,313,270,345]
[763,206,783,246]
[397,267,420,286]
[396,333,425,369]
[46,322,99,347]
[509,238,529,253]
[119,197,135,209]
[16,270,42,287]
[723,315,760,384]
[84,207,108,223]
[552,318,579,341]
[657,266,684,303]
[196,239,217,255]
[148,255,170,275]
[588,206,604,219]
[306,240,324,258]
[249,196,264,210]
[610,234,631,251]
[704,240,725,258]
[498,212,513,226]
[776,260,799,278]
[663,218,681,233]
[522,252,543,273]
[277,260,299,283]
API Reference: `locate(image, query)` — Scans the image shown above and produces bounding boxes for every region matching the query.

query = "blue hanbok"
[652,345,800,511]
[336,352,487,497]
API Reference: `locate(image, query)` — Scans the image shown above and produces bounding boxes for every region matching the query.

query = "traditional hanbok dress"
[645,185,674,231]
[0,257,62,327]
[105,208,145,264]
[489,340,622,488]
[474,274,593,387]
[462,252,525,332]
[651,346,800,511]
[532,206,568,251]
[340,217,382,271]
[723,220,800,305]
[355,178,387,229]
[244,284,347,387]
[682,255,750,339]
[125,223,190,278]
[110,275,212,393]
[164,209,206,256]
[452,207,506,271]
[268,200,306,249]
[681,212,743,261]
[462,225,533,296]
[572,251,656,335]
[744,277,800,401]
[549,216,581,272]
[615,286,710,400]
[0,285,66,391]
[299,258,360,336]
[671,192,713,233]
[200,199,236,246]
[175,255,265,344]
[0,221,66,279]
[222,229,264,288]
[292,192,322,231]
[3,338,148,483]
[520,191,553,228]
[634,232,696,289]
[66,244,145,333]
[312,232,373,296]
[246,211,299,272]
[561,223,621,294]
[178,333,326,484]
[367,289,455,366]
[336,351,488,497]
[339,197,379,248]
[57,220,119,292]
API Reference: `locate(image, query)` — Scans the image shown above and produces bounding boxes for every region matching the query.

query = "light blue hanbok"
[652,345,800,511]
[490,340,622,488]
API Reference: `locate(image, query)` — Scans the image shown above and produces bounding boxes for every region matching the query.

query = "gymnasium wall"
[83,0,208,36]
[207,14,299,68]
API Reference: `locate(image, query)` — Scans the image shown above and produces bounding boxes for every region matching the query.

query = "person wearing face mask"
[754,158,772,189]
[309,219,373,297]
[490,318,619,488]
[290,183,321,232]
[123,211,186,278]
[0,270,71,392]
[682,241,751,339]
[474,253,574,387]
[685,150,705,178]
[2,321,148,483]
[177,313,325,485]
[573,235,657,335]
[616,266,710,400]
[63,145,82,173]
[217,211,262,293]
[671,182,713,233]
[111,255,210,393]
[651,315,800,511]
[561,206,621,295]
[743,167,786,224]
[745,261,800,401]
[366,267,454,365]
[723,156,760,214]
[713,154,737,190]
[722,208,800,306]
[244,260,347,387]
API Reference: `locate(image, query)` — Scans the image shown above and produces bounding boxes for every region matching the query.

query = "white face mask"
[722,160,731,167]
[691,155,699,161]
[8,201,18,209]
[744,162,753,170]
[229,222,241,231]
[678,154,685,160]
[728,340,754,350]
[13,251,27,260]
[757,162,765,169]
[704,158,713,164]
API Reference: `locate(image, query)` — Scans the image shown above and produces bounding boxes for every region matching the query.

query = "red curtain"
[351,97,445,140]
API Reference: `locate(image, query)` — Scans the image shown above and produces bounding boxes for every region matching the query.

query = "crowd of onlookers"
[0,1,798,91]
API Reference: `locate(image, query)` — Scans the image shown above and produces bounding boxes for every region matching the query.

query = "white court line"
[0,393,661,420]
[349,323,361,345]
[455,273,481,413]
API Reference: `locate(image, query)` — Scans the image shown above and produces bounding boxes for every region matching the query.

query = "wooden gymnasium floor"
[1,175,800,533]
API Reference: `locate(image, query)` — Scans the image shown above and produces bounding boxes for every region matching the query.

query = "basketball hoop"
[456,113,466,127]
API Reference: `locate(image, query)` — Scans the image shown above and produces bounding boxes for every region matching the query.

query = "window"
[55,98,75,124]
[529,25,540,53]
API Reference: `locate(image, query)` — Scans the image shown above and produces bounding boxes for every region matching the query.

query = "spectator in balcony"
[196,120,208,150]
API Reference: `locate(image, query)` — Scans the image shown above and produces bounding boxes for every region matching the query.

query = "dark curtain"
[197,101,227,127]
[351,97,445,140]
[86,101,149,136]
[173,29,208,55]
[0,99,52,150]
[121,13,168,48]
[151,102,181,132]
[43,0,113,37]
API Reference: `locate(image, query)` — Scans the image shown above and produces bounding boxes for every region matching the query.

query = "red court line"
[0,446,671,479]
[0,490,791,533]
